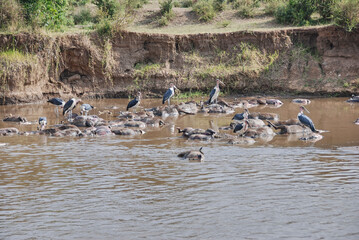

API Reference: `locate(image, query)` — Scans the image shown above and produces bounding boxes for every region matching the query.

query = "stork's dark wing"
[233,123,244,133]
[63,99,74,115]
[208,88,216,103]
[232,113,244,121]
[127,99,138,110]
[298,114,316,132]
[48,98,64,106]
[162,88,172,104]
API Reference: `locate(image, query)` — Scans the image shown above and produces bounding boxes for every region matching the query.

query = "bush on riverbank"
[332,0,359,32]
[0,0,24,31]
[0,0,358,35]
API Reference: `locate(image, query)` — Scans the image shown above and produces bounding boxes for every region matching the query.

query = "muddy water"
[1,97,359,239]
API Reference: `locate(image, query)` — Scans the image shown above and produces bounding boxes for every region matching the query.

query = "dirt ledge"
[0,25,358,104]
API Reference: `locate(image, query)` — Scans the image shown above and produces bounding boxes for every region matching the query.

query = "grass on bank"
[0,0,358,36]
[0,49,37,63]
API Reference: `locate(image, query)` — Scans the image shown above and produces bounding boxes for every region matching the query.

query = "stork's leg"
[85,111,88,116]
[168,99,170,106]
[68,110,73,121]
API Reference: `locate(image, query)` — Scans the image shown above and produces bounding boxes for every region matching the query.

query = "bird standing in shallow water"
[208,79,225,104]
[47,98,65,117]
[80,104,95,116]
[38,117,47,130]
[162,83,177,106]
[63,98,81,121]
[127,92,141,112]
[297,105,318,132]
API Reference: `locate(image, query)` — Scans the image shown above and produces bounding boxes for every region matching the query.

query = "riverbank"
[0,25,359,104]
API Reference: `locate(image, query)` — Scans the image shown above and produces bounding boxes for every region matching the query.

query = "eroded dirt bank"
[0,26,358,104]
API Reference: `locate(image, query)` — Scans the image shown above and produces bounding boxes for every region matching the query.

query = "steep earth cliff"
[0,26,358,104]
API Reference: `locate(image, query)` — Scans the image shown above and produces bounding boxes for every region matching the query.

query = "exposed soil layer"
[0,26,358,104]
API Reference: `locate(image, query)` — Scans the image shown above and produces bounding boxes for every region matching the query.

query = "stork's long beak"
[302,106,310,113]
[219,80,225,86]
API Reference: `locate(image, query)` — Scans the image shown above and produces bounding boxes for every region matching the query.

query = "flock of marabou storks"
[40,78,328,161]
[3,78,357,161]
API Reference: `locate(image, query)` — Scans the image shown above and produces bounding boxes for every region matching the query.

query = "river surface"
[1,97,359,239]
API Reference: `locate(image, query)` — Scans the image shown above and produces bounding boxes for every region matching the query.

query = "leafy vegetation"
[332,0,359,32]
[158,0,174,26]
[1,0,358,33]
[175,90,206,99]
[0,0,24,31]
[275,0,317,26]
[193,0,216,22]
[0,49,37,63]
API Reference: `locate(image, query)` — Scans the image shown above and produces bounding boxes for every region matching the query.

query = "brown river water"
[0,97,359,239]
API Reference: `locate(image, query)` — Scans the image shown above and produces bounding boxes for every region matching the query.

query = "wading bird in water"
[80,104,95,116]
[298,105,318,132]
[38,117,47,130]
[208,79,225,104]
[47,98,65,116]
[162,83,178,106]
[63,98,81,121]
[127,92,141,112]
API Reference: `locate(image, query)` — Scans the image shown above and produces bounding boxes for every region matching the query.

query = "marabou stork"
[63,98,81,120]
[80,104,95,116]
[233,120,249,136]
[47,98,65,116]
[162,83,178,106]
[232,108,249,121]
[298,105,318,132]
[208,79,225,104]
[127,92,141,112]
[38,117,47,130]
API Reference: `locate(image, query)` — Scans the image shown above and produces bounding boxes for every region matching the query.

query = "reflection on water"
[1,97,359,239]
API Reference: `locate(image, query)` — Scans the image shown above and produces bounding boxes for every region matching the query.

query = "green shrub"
[69,0,90,6]
[95,17,112,37]
[181,0,193,7]
[264,0,285,16]
[160,0,173,15]
[73,8,93,25]
[19,0,70,30]
[233,0,258,18]
[0,0,24,31]
[232,0,259,9]
[158,0,174,26]
[213,0,226,11]
[316,0,336,20]
[193,0,216,22]
[333,0,359,32]
[275,0,316,26]
[237,5,254,18]
[92,0,119,18]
